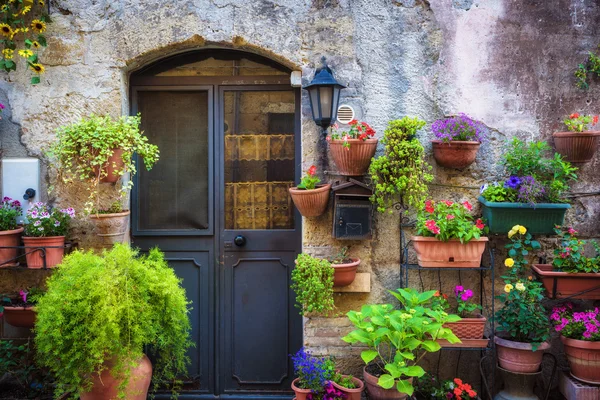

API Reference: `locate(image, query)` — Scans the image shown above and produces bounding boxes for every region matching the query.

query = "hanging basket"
[329,139,378,176]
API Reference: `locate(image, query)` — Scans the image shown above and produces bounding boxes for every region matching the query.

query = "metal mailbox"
[332,178,373,240]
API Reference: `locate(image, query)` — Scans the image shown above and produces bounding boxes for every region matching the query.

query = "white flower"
[38,227,44,231]
[54,221,60,227]
[34,220,41,226]
[480,183,488,193]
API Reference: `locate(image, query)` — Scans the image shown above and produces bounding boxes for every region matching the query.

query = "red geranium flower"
[462,201,473,211]
[475,219,485,229]
[425,200,434,213]
[454,378,463,385]
[307,165,317,176]
[570,113,580,119]
[348,119,358,126]
[594,115,599,125]
[446,214,455,220]
[444,200,453,206]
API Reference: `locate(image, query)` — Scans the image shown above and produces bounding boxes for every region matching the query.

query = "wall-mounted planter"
[411,236,488,268]
[478,196,570,235]
[289,184,331,217]
[329,139,377,176]
[531,263,600,300]
[431,140,480,169]
[93,148,125,183]
[553,131,600,163]
[89,210,130,251]
[2,306,35,328]
[22,236,65,269]
[332,258,360,287]
[444,315,486,340]
[0,227,24,267]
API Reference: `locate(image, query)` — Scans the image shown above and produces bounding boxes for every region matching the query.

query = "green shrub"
[291,253,334,316]
[34,244,192,399]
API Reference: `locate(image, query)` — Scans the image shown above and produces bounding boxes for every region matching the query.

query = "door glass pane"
[137,91,210,231]
[224,90,295,230]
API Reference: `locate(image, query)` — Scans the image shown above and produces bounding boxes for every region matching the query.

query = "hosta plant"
[342,288,460,396]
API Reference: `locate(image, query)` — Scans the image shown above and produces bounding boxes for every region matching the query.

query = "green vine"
[575,48,600,89]
[369,117,433,213]
[291,253,334,316]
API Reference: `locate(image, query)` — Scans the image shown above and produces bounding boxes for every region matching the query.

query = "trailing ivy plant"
[369,117,432,213]
[575,48,600,89]
[46,114,160,214]
[291,253,334,316]
[34,244,192,399]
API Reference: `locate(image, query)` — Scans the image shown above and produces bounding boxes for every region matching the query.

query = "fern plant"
[291,253,334,316]
[34,244,192,399]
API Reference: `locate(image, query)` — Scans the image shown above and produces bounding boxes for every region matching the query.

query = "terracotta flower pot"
[431,140,481,169]
[89,210,130,251]
[560,335,600,384]
[22,236,65,269]
[329,139,378,176]
[289,184,331,217]
[444,315,486,340]
[411,236,488,268]
[363,367,412,400]
[0,227,24,268]
[92,148,125,183]
[494,336,550,373]
[531,263,600,300]
[553,131,600,163]
[81,354,153,400]
[332,258,360,287]
[291,378,312,400]
[332,375,365,400]
[2,305,35,328]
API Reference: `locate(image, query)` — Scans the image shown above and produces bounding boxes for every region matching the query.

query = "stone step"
[559,371,600,400]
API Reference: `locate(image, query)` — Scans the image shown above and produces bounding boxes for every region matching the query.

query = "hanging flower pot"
[89,209,130,251]
[289,166,330,217]
[412,237,488,268]
[494,336,550,373]
[93,148,125,183]
[553,113,600,163]
[0,227,24,268]
[81,354,153,400]
[431,141,481,169]
[328,121,378,176]
[2,305,35,328]
[430,114,485,169]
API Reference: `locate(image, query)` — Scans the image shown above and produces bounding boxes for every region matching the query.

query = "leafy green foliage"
[481,183,516,202]
[0,197,22,231]
[575,50,600,89]
[34,244,192,399]
[0,340,53,398]
[297,165,320,190]
[563,113,599,132]
[551,226,600,273]
[91,200,124,214]
[291,253,334,316]
[370,117,432,213]
[416,200,485,244]
[46,114,160,214]
[342,289,461,396]
[504,224,541,275]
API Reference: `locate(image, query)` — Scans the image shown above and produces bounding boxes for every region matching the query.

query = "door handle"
[234,235,246,247]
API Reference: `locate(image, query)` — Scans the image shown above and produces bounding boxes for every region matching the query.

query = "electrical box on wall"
[2,158,40,224]
[332,179,373,240]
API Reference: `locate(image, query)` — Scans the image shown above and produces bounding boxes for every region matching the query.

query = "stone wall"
[1,0,599,395]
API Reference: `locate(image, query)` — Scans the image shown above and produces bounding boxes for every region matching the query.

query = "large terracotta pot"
[81,354,153,400]
[560,335,600,384]
[553,131,600,163]
[531,263,600,300]
[0,227,23,267]
[291,378,312,400]
[93,148,125,183]
[363,367,412,400]
[431,140,480,169]
[332,375,365,400]
[2,306,35,328]
[329,139,378,176]
[289,184,331,217]
[89,210,130,251]
[411,236,488,268]
[22,236,65,269]
[444,315,486,340]
[494,336,550,373]
[332,258,360,287]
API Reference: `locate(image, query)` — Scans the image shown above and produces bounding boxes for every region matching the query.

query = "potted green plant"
[479,138,577,234]
[289,165,331,217]
[0,287,44,328]
[551,304,600,384]
[22,202,74,269]
[34,244,192,400]
[291,253,335,316]
[494,275,550,373]
[327,120,378,176]
[89,200,131,251]
[342,288,461,400]
[0,196,23,267]
[370,117,432,213]
[46,114,159,246]
[431,113,486,169]
[553,112,600,163]
[437,286,486,342]
[412,199,487,268]
[532,226,600,299]
[328,246,360,287]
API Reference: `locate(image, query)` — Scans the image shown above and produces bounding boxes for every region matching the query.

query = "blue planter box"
[478,196,570,235]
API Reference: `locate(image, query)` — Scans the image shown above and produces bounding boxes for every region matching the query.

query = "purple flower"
[19,290,27,303]
[550,312,560,321]
[454,285,464,296]
[432,114,486,143]
[461,289,473,302]
[517,176,545,205]
[504,176,521,189]
[583,331,592,338]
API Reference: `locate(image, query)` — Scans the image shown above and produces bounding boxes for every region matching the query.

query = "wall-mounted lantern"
[303,57,346,133]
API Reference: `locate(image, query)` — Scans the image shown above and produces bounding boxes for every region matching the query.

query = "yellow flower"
[18,49,33,58]
[511,225,521,231]
[38,0,45,6]
[0,23,13,37]
[515,282,526,292]
[519,226,527,235]
[21,5,31,14]
[31,19,46,33]
[2,48,13,59]
[0,4,9,12]
[31,41,40,49]
[504,284,514,293]
[504,258,515,268]
[29,63,45,74]
[508,229,517,238]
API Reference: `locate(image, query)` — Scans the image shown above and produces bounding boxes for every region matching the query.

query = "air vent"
[337,105,355,125]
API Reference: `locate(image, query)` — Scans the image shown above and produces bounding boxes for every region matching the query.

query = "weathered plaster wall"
[1,0,599,394]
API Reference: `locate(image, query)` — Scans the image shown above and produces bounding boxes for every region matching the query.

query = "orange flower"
[463,384,472,391]
[467,390,477,398]
[570,113,580,119]
[434,290,440,297]
[454,388,463,397]
[454,378,463,385]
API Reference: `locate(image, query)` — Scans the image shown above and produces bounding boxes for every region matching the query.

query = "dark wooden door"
[131,84,302,399]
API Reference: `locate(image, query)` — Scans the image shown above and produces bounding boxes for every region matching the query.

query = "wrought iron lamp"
[303,57,346,133]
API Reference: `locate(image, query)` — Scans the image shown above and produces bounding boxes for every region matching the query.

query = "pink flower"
[326,136,331,142]
[550,312,560,321]
[446,214,455,220]
[475,219,485,229]
[583,331,592,338]
[462,201,473,211]
[454,285,464,296]
[19,290,27,303]
[425,200,434,213]
[444,200,453,206]
[425,219,440,234]
[568,227,577,235]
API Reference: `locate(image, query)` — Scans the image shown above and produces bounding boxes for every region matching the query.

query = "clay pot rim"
[553,131,600,137]
[449,314,487,322]
[560,335,600,348]
[411,236,489,243]
[331,258,361,269]
[289,183,332,194]
[331,375,365,393]
[532,263,600,277]
[291,378,312,393]
[3,305,35,311]
[0,227,24,235]
[329,138,378,144]
[89,210,131,219]
[494,335,550,351]
[22,236,66,240]
[431,140,481,146]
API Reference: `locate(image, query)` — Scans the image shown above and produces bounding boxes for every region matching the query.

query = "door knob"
[234,235,246,247]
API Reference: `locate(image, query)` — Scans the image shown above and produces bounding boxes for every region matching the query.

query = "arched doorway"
[130,49,302,399]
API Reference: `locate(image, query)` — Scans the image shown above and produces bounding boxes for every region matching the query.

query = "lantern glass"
[319,86,333,119]
[308,86,320,122]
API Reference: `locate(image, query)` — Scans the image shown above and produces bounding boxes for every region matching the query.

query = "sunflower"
[2,49,13,59]
[18,49,33,58]
[0,4,9,12]
[38,0,45,6]
[0,23,13,37]
[21,5,31,15]
[29,63,45,74]
[31,19,46,33]
[31,40,40,49]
